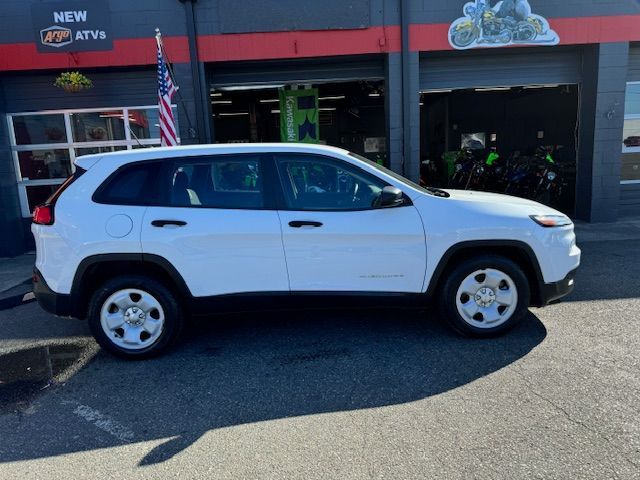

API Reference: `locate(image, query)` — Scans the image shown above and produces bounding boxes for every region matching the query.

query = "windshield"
[349,152,432,194]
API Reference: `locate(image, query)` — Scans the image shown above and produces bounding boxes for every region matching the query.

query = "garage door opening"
[210,80,388,165]
[420,84,579,215]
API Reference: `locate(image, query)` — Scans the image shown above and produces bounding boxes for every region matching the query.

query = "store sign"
[32,1,112,53]
[279,88,319,144]
[449,0,559,50]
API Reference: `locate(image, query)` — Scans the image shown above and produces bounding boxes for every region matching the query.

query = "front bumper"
[33,268,74,317]
[540,268,577,306]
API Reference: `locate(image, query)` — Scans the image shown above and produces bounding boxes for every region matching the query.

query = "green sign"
[279,88,319,144]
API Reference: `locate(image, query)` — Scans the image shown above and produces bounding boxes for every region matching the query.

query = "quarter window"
[275,154,387,210]
[94,162,161,205]
[169,155,264,209]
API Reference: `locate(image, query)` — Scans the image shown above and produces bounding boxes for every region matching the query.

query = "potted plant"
[54,71,93,93]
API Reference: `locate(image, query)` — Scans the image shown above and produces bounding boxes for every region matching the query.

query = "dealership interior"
[211,80,578,214]
[210,80,387,163]
[421,84,579,214]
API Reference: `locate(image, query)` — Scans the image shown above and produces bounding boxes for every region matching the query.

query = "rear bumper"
[539,268,577,306]
[33,268,74,317]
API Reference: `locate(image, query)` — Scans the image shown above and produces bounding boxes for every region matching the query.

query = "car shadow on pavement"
[0,307,546,466]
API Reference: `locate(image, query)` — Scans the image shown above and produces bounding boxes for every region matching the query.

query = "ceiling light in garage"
[522,84,560,89]
[219,85,285,91]
[218,112,249,116]
[474,87,512,92]
[212,100,232,104]
[319,96,346,101]
[260,99,280,103]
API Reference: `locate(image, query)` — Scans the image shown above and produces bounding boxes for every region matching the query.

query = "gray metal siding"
[210,55,384,88]
[3,69,157,113]
[410,0,640,24]
[1,0,187,43]
[217,0,370,34]
[419,47,582,91]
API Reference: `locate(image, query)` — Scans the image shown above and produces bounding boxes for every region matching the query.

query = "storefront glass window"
[25,185,61,213]
[75,146,128,157]
[623,119,640,150]
[622,83,640,181]
[8,105,179,217]
[17,149,72,180]
[12,114,67,145]
[624,83,640,116]
[70,111,126,142]
[127,107,179,140]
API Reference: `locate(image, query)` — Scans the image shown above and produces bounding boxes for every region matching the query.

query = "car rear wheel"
[87,275,183,359]
[439,255,530,337]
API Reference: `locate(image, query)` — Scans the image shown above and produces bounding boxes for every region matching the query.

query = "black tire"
[438,255,530,338]
[87,275,184,359]
[452,28,478,48]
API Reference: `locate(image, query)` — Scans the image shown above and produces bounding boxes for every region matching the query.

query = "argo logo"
[40,26,73,48]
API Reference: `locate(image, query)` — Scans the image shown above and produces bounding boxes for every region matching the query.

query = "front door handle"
[151,220,187,227]
[288,221,323,228]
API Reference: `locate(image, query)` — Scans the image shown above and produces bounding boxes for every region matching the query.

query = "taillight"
[31,167,86,226]
[33,204,53,225]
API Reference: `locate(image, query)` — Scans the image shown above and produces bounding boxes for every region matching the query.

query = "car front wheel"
[87,275,184,359]
[440,255,530,337]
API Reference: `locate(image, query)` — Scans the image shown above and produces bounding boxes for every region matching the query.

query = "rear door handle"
[288,221,323,228]
[151,220,187,227]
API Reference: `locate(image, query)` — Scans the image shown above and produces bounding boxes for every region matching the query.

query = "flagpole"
[155,27,195,139]
[155,28,179,92]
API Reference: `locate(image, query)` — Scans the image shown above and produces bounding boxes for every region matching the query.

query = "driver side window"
[275,154,387,211]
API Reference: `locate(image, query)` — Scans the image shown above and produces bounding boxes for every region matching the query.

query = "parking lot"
[0,234,639,479]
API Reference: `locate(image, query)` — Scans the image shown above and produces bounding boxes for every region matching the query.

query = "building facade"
[1,0,640,256]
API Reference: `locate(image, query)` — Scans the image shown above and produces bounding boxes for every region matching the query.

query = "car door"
[141,153,289,297]
[274,153,427,293]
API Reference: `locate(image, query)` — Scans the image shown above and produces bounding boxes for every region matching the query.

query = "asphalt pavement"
[0,238,638,479]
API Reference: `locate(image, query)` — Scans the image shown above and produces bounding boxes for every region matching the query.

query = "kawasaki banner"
[279,88,319,144]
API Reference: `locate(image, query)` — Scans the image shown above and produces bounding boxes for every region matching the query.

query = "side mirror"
[377,186,405,208]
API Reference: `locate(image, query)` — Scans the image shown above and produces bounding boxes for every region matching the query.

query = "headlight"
[530,215,572,227]
[547,172,557,181]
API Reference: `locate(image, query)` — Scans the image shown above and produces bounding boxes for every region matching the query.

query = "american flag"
[157,40,177,147]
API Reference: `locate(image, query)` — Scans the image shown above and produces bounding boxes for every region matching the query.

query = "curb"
[0,279,35,311]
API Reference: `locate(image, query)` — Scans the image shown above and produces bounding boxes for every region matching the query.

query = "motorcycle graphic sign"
[449,0,559,50]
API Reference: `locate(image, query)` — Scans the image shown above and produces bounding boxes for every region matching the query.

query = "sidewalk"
[0,253,34,293]
[574,217,640,243]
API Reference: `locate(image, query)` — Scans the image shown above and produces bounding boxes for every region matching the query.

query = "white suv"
[32,144,580,358]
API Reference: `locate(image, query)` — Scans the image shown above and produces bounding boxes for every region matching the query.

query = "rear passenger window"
[169,155,264,209]
[94,162,160,205]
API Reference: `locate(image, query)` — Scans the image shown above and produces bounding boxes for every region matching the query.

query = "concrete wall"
[576,43,629,222]
[0,80,25,257]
